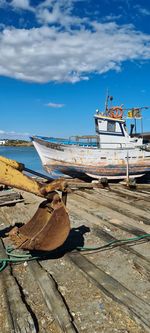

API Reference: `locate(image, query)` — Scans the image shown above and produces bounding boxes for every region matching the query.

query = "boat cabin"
[95,109,143,149]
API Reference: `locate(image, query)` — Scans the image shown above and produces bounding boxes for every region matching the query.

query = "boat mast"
[105,89,109,114]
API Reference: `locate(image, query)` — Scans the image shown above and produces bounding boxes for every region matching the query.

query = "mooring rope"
[0,233,149,272]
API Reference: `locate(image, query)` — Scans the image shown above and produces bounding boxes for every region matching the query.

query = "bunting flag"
[127,109,142,118]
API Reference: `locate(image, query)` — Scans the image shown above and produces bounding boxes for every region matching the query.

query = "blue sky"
[0,0,150,139]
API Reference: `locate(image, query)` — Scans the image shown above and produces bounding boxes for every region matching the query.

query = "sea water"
[0,146,57,178]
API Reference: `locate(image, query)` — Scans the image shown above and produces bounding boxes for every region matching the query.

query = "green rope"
[0,247,39,272]
[76,233,150,251]
[0,233,149,272]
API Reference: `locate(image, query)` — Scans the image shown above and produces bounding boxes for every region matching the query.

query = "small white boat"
[31,99,150,180]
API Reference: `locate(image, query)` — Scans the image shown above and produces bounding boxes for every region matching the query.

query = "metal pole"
[134,118,136,134]
[141,117,143,135]
[126,151,129,185]
[105,89,109,114]
[24,167,53,181]
[62,191,68,205]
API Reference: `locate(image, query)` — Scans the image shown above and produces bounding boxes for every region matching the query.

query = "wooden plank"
[94,187,150,211]
[68,252,150,332]
[0,189,20,197]
[0,239,36,333]
[75,190,150,225]
[69,193,150,235]
[133,258,150,281]
[93,225,150,264]
[112,183,150,191]
[0,198,24,206]
[68,199,150,276]
[110,185,150,200]
[98,186,150,204]
[105,219,150,238]
[70,195,150,241]
[29,261,78,333]
[0,189,23,206]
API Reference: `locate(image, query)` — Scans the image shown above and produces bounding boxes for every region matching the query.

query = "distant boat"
[31,97,150,180]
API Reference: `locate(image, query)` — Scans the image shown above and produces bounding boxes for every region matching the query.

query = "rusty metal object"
[0,156,70,251]
[9,192,70,251]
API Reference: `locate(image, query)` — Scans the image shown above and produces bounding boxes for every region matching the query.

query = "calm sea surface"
[0,146,55,177]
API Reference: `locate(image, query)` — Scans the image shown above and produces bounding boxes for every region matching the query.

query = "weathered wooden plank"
[133,258,150,281]
[94,187,150,211]
[69,193,150,235]
[140,189,150,195]
[106,219,150,238]
[0,189,23,206]
[0,198,24,206]
[0,189,20,197]
[68,199,150,276]
[111,182,150,190]
[68,252,150,332]
[29,261,78,333]
[0,239,36,333]
[0,265,15,332]
[75,190,150,225]
[93,225,150,263]
[110,185,150,200]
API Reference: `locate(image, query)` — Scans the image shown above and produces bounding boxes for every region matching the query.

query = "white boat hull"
[31,137,150,180]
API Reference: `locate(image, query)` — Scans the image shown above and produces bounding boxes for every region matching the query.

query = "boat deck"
[0,183,150,333]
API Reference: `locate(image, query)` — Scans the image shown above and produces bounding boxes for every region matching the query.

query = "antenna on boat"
[105,89,109,114]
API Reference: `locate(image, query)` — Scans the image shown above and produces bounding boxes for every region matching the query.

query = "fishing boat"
[31,97,150,180]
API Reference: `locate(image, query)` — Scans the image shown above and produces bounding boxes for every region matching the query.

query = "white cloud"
[46,102,65,108]
[0,0,6,7]
[0,1,150,83]
[0,130,30,140]
[36,0,85,27]
[0,0,34,12]
[11,0,34,11]
[104,14,122,21]
[0,22,149,83]
[135,5,150,16]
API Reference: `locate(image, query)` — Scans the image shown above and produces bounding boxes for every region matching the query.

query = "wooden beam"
[68,252,150,332]
[0,239,36,333]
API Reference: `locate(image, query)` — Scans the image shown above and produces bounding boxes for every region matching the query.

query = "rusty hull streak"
[33,137,64,151]
[44,159,150,177]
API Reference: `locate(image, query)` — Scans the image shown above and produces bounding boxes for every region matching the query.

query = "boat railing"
[39,135,99,147]
[98,142,142,149]
[68,135,99,147]
[37,135,144,149]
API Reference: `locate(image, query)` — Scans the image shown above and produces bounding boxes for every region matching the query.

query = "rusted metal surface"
[0,156,70,251]
[9,192,70,251]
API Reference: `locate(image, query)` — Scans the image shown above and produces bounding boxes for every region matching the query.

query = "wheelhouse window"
[107,121,116,132]
[95,118,99,131]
